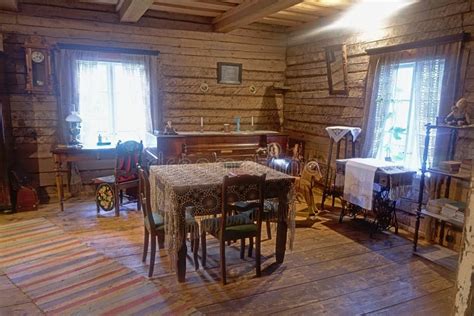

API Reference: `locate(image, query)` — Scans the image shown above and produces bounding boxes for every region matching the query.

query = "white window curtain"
[54,48,161,147]
[362,40,463,170]
[77,56,152,147]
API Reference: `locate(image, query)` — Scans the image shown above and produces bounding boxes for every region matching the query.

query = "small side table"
[321,126,361,210]
[51,145,116,212]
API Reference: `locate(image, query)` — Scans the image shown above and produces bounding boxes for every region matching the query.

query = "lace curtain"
[361,53,401,159]
[362,40,463,169]
[54,49,160,146]
[76,55,152,146]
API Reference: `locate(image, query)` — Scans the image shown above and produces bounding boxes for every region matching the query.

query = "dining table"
[149,161,296,282]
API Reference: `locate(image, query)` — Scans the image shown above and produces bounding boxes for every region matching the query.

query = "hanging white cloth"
[343,158,400,210]
[326,126,362,143]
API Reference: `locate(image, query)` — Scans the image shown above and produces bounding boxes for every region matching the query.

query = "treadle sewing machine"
[335,158,416,235]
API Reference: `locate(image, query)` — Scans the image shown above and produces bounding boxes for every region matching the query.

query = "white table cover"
[325,126,362,143]
[343,158,402,210]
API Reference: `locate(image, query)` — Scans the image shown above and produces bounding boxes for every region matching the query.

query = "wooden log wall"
[0,0,287,200]
[283,0,474,248]
[284,0,474,162]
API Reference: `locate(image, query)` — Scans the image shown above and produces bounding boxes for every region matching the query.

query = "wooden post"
[414,124,431,251]
[454,160,474,315]
[321,138,334,210]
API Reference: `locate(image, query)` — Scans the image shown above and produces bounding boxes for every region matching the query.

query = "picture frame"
[325,44,348,95]
[217,62,242,85]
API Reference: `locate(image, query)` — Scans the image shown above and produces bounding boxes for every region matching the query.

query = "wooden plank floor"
[0,199,456,315]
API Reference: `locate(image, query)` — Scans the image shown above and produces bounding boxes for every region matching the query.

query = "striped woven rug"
[0,218,197,315]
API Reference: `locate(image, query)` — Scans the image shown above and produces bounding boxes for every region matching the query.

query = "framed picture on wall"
[217,62,242,84]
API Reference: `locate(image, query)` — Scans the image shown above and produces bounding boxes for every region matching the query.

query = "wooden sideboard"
[144,131,289,164]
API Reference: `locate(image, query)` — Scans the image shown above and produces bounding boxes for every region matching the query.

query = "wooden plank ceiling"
[60,0,354,31]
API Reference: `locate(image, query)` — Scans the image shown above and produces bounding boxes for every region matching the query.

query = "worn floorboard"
[0,198,455,315]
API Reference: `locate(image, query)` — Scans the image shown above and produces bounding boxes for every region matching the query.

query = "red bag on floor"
[15,186,39,212]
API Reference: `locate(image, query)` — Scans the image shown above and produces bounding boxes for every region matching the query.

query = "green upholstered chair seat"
[201,212,254,239]
[222,224,258,240]
[203,222,257,240]
[147,207,198,231]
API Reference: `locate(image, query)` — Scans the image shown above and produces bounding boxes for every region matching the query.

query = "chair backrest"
[221,174,266,233]
[267,142,282,160]
[115,140,144,182]
[137,164,156,234]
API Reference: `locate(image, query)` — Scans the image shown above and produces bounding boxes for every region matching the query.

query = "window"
[369,58,445,170]
[77,59,150,147]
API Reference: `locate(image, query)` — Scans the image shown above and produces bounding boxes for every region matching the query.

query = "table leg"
[54,155,64,212]
[176,209,187,283]
[276,191,289,263]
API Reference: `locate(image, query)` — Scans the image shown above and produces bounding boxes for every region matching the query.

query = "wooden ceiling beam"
[150,4,222,17]
[213,0,304,32]
[0,0,18,11]
[116,0,125,11]
[269,10,315,22]
[158,0,235,11]
[119,0,154,22]
[260,17,302,26]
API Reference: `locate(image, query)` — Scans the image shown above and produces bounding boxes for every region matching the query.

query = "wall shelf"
[272,84,291,91]
[413,123,472,270]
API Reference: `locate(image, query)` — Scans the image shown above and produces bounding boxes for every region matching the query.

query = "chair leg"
[248,237,253,257]
[142,228,149,262]
[114,185,120,217]
[120,189,124,205]
[256,234,261,278]
[240,238,245,259]
[220,239,226,285]
[149,233,156,278]
[157,230,165,249]
[266,219,272,240]
[201,230,207,267]
[96,185,100,214]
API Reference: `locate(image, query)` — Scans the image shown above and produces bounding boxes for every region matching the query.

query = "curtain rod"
[56,43,160,56]
[366,32,469,55]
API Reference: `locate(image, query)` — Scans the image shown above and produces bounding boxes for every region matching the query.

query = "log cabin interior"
[0,0,474,315]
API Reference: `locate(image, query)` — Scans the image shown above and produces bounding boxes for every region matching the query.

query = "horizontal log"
[11,119,58,128]
[162,65,285,81]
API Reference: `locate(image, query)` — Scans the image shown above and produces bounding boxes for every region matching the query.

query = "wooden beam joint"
[213,0,303,33]
[119,0,154,22]
[0,0,18,11]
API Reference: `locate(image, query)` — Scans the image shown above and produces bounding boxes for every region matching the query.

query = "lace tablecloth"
[149,161,296,271]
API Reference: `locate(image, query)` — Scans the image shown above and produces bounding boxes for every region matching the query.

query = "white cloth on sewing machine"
[343,158,399,211]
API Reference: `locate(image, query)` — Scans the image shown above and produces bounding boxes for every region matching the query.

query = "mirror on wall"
[325,44,348,95]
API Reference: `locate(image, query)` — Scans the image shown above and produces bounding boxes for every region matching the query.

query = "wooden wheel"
[96,183,115,212]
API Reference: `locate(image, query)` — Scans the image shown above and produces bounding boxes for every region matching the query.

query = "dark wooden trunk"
[0,51,12,210]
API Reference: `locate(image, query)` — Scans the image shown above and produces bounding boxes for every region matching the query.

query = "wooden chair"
[93,140,143,217]
[137,165,200,277]
[200,174,266,285]
[235,157,303,240]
